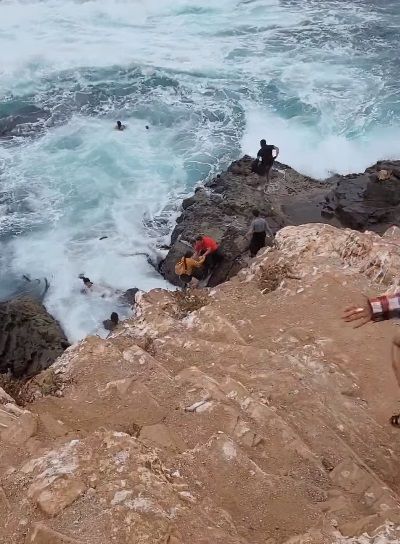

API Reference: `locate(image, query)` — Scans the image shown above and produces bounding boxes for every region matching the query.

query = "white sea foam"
[1,116,182,341]
[0,0,399,340]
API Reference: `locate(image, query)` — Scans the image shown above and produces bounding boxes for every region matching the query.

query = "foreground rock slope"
[2,224,400,543]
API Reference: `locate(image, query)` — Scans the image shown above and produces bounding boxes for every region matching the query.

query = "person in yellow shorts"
[175,251,205,288]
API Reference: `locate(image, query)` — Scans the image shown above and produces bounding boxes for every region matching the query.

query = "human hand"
[342,298,373,328]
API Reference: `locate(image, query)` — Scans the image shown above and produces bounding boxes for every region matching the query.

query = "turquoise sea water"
[0,0,399,340]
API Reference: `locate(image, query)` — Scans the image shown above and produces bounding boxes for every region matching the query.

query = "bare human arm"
[191,256,206,268]
[342,292,400,328]
[265,219,273,237]
[342,297,373,328]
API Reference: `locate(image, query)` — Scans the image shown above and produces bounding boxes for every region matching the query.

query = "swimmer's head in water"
[82,277,93,287]
[260,139,267,147]
[116,121,122,129]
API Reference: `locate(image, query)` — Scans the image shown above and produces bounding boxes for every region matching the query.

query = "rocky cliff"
[160,155,333,287]
[2,223,400,544]
[161,156,400,288]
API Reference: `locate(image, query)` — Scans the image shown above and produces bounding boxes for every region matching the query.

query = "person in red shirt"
[193,235,223,274]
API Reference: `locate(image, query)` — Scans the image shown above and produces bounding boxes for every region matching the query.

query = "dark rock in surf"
[0,105,50,139]
[0,297,69,378]
[323,160,400,231]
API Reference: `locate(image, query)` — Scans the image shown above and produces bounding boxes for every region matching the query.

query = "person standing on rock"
[256,139,279,186]
[247,209,273,258]
[193,235,223,275]
[343,293,400,428]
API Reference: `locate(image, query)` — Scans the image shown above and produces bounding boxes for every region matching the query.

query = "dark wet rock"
[0,105,50,139]
[323,161,400,231]
[121,288,139,306]
[0,297,69,378]
[160,156,331,287]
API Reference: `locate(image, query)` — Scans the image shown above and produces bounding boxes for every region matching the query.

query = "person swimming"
[80,276,93,293]
[115,120,126,131]
[79,276,115,298]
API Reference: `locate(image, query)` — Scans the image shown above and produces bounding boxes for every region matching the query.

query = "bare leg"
[392,333,400,388]
[264,166,272,192]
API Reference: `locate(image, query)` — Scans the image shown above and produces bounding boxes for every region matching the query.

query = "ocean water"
[0,0,399,341]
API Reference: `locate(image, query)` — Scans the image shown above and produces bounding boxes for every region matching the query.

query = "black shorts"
[249,231,266,256]
[258,161,274,176]
[204,249,224,270]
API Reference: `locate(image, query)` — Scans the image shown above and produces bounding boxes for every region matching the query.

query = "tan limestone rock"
[0,403,37,445]
[26,523,82,543]
[28,476,86,516]
[139,423,184,452]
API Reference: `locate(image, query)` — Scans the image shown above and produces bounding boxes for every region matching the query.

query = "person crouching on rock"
[248,209,273,258]
[254,139,279,187]
[342,292,400,428]
[175,251,205,288]
[193,235,223,275]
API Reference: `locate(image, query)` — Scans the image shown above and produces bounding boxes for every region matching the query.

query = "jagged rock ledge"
[160,156,400,287]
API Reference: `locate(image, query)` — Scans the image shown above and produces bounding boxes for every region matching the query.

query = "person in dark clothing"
[103,312,119,332]
[247,209,273,257]
[256,139,279,185]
